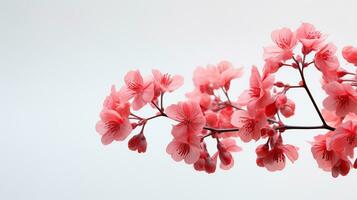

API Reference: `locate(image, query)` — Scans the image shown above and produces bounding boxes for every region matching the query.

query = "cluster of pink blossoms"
[96,23,357,177]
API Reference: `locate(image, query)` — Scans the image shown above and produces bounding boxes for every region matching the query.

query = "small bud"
[296,55,302,63]
[194,158,206,171]
[291,63,299,69]
[298,81,304,86]
[353,159,357,169]
[339,160,350,176]
[274,82,285,87]
[131,123,139,129]
[128,133,147,153]
[205,157,217,174]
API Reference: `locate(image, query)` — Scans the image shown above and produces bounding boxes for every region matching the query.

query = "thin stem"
[221,87,232,104]
[151,101,161,112]
[293,57,335,131]
[277,125,335,131]
[130,113,143,120]
[160,92,165,111]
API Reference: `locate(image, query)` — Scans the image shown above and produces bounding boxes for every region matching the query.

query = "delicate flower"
[214,139,242,170]
[103,85,130,118]
[231,109,267,142]
[120,70,154,110]
[264,28,297,62]
[315,43,340,75]
[342,46,357,66]
[238,66,274,110]
[193,61,243,94]
[321,109,342,127]
[328,120,357,158]
[166,135,201,164]
[185,89,212,111]
[322,81,357,117]
[278,99,295,118]
[152,69,184,93]
[166,101,206,138]
[128,133,147,153]
[311,132,340,171]
[96,109,133,145]
[296,23,326,54]
[256,137,299,172]
[217,61,244,90]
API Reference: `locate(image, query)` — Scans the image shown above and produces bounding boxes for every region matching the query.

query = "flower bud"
[205,157,217,174]
[128,133,147,153]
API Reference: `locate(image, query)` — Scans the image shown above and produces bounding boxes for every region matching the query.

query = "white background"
[1,0,357,199]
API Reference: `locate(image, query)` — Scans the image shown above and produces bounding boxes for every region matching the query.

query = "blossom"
[103,85,131,118]
[311,132,340,171]
[193,61,243,94]
[238,66,274,110]
[328,120,357,158]
[231,109,267,142]
[296,23,326,54]
[214,139,242,170]
[166,101,206,138]
[152,69,184,93]
[310,132,352,177]
[321,109,342,127]
[279,99,295,118]
[96,109,133,145]
[342,46,357,66]
[264,27,297,62]
[256,138,299,172]
[120,70,154,110]
[322,81,357,117]
[166,135,201,164]
[314,43,339,75]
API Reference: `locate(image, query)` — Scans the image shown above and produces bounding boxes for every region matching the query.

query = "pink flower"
[166,135,201,164]
[311,132,340,171]
[296,23,326,54]
[152,69,184,93]
[217,61,244,90]
[214,139,242,170]
[322,81,357,117]
[321,109,342,127]
[231,109,267,142]
[314,43,340,74]
[342,46,357,66]
[103,85,131,118]
[238,66,274,110]
[328,120,357,158]
[264,28,297,62]
[278,99,295,118]
[311,131,352,177]
[96,109,133,145]
[256,138,299,172]
[193,61,243,94]
[166,101,206,138]
[120,70,154,110]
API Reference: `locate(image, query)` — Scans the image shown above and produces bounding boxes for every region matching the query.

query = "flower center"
[177,143,190,157]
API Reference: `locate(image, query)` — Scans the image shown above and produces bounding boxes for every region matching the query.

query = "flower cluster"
[96,23,357,177]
